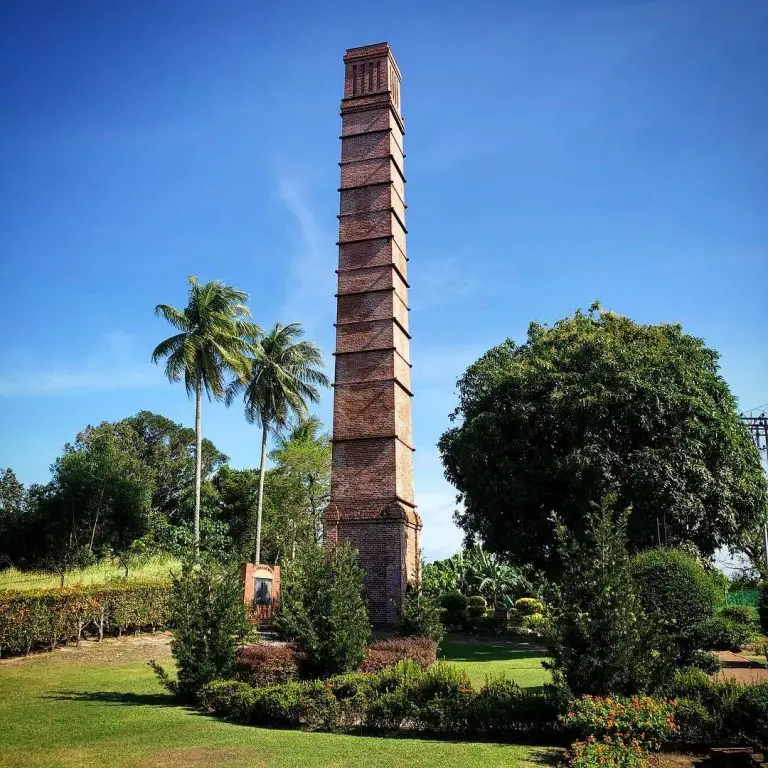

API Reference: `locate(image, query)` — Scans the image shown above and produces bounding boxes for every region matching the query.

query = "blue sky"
[1,0,766,561]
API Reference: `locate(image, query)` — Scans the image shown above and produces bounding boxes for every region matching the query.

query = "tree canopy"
[439,305,768,574]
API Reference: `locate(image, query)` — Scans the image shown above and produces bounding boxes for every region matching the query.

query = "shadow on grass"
[440,639,548,663]
[526,747,564,766]
[45,690,181,707]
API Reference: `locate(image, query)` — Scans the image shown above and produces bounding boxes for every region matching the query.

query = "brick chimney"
[324,43,421,626]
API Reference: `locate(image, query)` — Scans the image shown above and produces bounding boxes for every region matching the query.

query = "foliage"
[157,557,248,700]
[720,604,758,626]
[359,637,437,674]
[422,545,531,605]
[566,737,646,768]
[547,504,655,695]
[687,650,722,675]
[631,548,718,666]
[515,597,544,616]
[737,683,768,749]
[440,590,469,628]
[152,276,260,555]
[560,695,677,751]
[277,542,370,677]
[760,582,768,633]
[0,581,170,657]
[660,667,745,744]
[467,595,488,619]
[522,612,546,632]
[225,322,329,564]
[468,674,560,737]
[697,615,753,652]
[394,593,445,644]
[439,306,768,575]
[234,643,302,686]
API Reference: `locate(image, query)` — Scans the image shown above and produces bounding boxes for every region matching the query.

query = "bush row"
[233,637,438,687]
[201,659,561,739]
[0,581,171,657]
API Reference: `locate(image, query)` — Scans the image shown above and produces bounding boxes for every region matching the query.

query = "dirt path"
[0,631,173,667]
[715,650,768,684]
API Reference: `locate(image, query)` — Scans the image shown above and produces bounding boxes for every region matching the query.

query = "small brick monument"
[240,562,280,624]
[324,43,422,626]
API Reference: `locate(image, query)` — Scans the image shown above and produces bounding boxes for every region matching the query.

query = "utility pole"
[742,413,768,572]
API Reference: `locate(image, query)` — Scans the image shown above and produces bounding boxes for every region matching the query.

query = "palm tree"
[227,322,329,564]
[152,276,260,556]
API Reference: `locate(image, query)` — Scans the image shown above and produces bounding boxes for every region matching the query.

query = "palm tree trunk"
[255,423,268,564]
[194,380,202,559]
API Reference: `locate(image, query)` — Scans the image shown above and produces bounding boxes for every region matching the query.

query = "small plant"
[560,695,677,751]
[394,592,444,644]
[522,612,546,632]
[566,736,646,768]
[515,597,544,616]
[439,591,469,628]
[467,595,488,620]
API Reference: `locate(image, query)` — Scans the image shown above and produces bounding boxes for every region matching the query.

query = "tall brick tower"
[324,43,421,626]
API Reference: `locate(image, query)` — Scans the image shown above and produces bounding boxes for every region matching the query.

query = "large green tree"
[226,322,329,564]
[439,305,768,574]
[152,276,260,556]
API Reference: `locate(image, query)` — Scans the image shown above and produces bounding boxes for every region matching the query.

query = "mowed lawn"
[441,634,551,689]
[0,634,557,768]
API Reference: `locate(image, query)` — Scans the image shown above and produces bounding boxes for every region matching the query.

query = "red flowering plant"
[566,736,646,768]
[560,695,677,752]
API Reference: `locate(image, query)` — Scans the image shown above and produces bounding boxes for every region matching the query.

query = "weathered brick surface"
[326,43,421,626]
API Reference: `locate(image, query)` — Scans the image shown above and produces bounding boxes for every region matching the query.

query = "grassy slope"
[0,556,180,592]
[440,635,551,689]
[0,636,557,768]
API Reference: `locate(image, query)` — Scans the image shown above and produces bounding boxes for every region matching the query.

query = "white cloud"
[0,332,160,397]
[276,176,336,351]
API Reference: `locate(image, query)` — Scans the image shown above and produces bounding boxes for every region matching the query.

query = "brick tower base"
[325,501,421,627]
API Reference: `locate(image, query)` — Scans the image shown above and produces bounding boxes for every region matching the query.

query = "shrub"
[720,605,757,627]
[515,597,544,616]
[469,674,559,737]
[156,558,247,701]
[467,595,488,619]
[277,542,371,677]
[736,683,768,749]
[365,660,424,730]
[198,679,257,722]
[251,681,304,727]
[359,636,437,674]
[688,650,722,675]
[631,548,718,664]
[522,612,546,632]
[698,615,753,652]
[567,737,646,768]
[234,643,301,686]
[760,583,768,634]
[673,697,712,745]
[662,667,744,742]
[547,506,655,695]
[394,593,444,644]
[560,695,677,751]
[439,591,469,628]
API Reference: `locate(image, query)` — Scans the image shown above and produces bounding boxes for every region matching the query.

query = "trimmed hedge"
[631,548,718,660]
[358,637,437,674]
[0,581,170,657]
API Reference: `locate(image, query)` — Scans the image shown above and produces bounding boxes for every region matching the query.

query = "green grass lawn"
[440,634,551,689]
[0,634,558,768]
[0,556,180,593]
